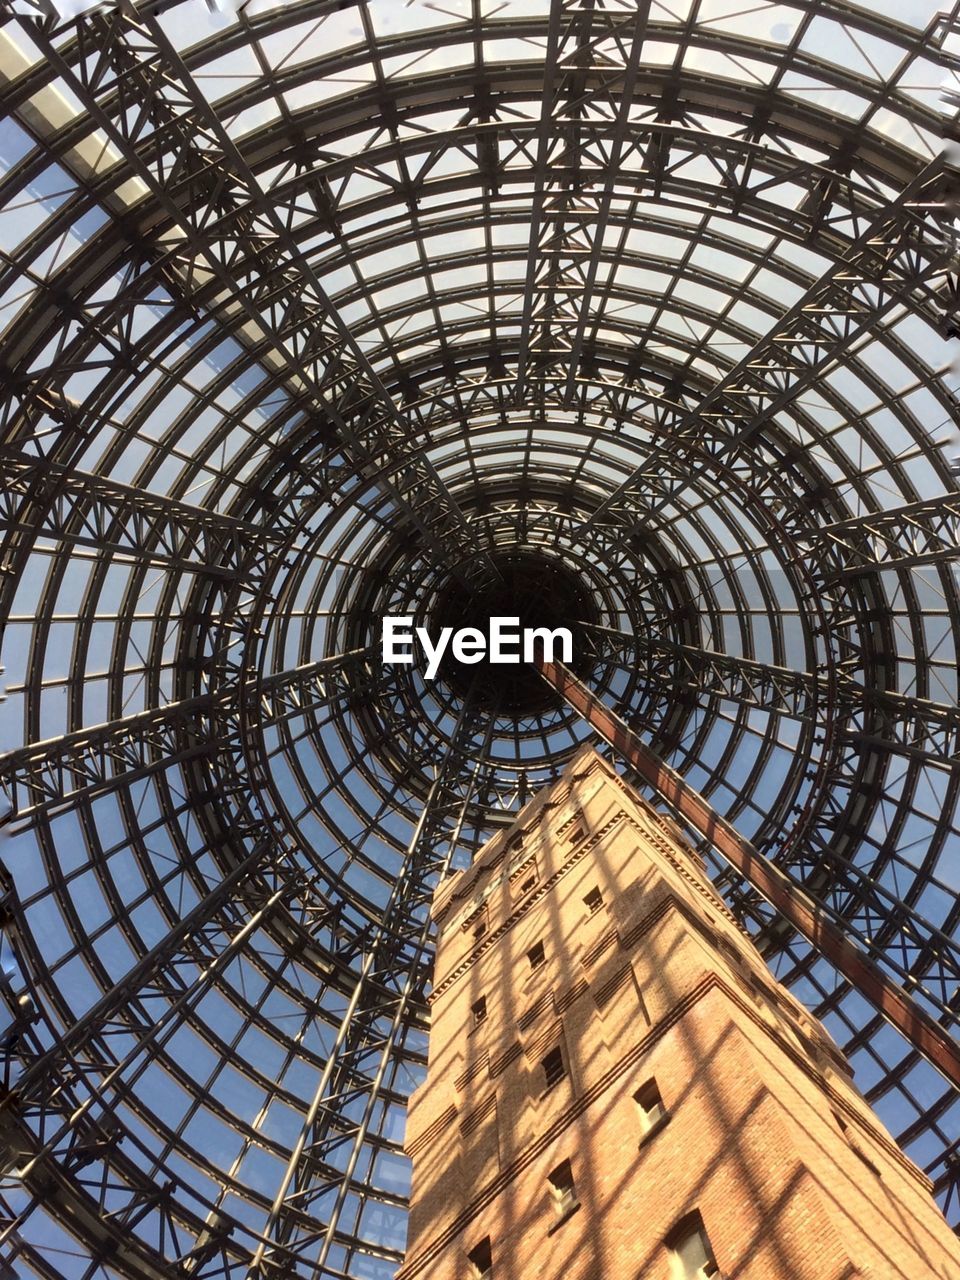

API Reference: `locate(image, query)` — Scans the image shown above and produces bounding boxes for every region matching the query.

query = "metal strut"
[535,658,960,1093]
[248,693,495,1279]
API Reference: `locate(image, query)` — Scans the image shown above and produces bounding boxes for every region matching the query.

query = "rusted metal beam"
[536,657,960,1092]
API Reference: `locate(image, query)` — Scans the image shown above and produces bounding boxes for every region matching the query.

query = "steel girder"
[0,648,378,824]
[802,494,960,575]
[585,625,960,767]
[0,448,285,581]
[0,693,221,824]
[541,363,940,983]
[5,4,499,596]
[513,0,651,396]
[0,856,395,1280]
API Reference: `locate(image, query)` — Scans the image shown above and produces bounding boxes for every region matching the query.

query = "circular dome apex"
[429,551,600,712]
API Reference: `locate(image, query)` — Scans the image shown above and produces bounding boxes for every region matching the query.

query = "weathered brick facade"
[395,747,960,1280]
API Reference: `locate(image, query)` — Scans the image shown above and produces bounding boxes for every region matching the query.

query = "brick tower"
[395,747,960,1280]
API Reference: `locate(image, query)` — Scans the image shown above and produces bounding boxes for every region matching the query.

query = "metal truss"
[514,0,649,396]
[250,699,494,1280]
[0,649,378,825]
[0,693,222,823]
[0,447,286,581]
[5,2,499,595]
[585,624,960,767]
[803,493,960,575]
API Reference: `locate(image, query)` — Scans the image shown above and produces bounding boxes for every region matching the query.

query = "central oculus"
[414,552,601,714]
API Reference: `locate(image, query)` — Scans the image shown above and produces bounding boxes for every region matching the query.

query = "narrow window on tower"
[583,885,603,914]
[472,996,488,1027]
[512,858,539,899]
[541,1045,566,1090]
[504,833,524,868]
[547,1158,579,1220]
[666,1212,720,1279]
[464,905,488,942]
[527,940,546,971]
[634,1079,668,1140]
[467,1237,493,1280]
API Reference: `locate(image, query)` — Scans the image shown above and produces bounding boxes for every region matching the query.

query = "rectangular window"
[511,855,538,898]
[547,1159,578,1217]
[542,1046,566,1089]
[472,996,488,1026]
[635,1079,667,1136]
[567,823,585,845]
[527,940,546,971]
[505,833,524,862]
[666,1213,719,1279]
[464,905,488,941]
[584,886,603,914]
[467,1238,493,1279]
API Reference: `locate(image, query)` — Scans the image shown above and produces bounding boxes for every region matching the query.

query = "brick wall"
[396,748,960,1280]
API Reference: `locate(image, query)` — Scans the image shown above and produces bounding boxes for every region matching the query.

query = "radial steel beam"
[0,648,377,825]
[799,492,960,575]
[7,10,499,594]
[0,695,218,825]
[511,0,565,401]
[0,844,333,1280]
[581,158,951,536]
[558,2,650,400]
[254,654,381,729]
[586,624,960,765]
[512,0,650,395]
[249,696,494,1279]
[0,447,287,580]
[309,711,496,1279]
[537,657,960,1091]
[584,625,825,720]
[0,730,433,1171]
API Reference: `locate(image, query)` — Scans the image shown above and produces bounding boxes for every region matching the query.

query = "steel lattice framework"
[0,1,958,1277]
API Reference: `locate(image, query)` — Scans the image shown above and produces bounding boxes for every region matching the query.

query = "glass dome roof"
[0,0,958,1276]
